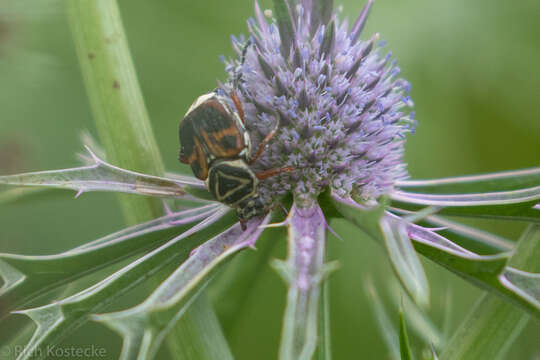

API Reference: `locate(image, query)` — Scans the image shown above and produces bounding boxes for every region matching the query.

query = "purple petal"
[351,0,374,43]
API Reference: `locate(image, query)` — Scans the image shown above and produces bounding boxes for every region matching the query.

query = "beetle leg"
[248,119,280,165]
[255,167,294,181]
[277,202,289,216]
[268,201,289,216]
[230,90,246,125]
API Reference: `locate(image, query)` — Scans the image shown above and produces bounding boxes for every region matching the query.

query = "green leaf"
[389,284,443,350]
[163,294,234,360]
[391,207,514,253]
[408,222,539,317]
[397,167,540,194]
[399,304,415,360]
[390,186,540,207]
[277,200,329,360]
[367,279,444,360]
[0,187,67,205]
[439,295,528,360]
[77,130,211,203]
[209,226,281,332]
[0,320,36,360]
[332,195,429,307]
[417,214,513,253]
[366,280,400,360]
[393,200,539,223]
[503,268,540,301]
[334,196,540,317]
[392,168,540,222]
[93,216,268,360]
[380,216,430,308]
[0,205,221,320]
[439,225,540,360]
[9,209,233,360]
[0,146,208,201]
[333,194,387,241]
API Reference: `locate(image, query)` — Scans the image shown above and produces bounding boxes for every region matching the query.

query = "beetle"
[178,89,292,228]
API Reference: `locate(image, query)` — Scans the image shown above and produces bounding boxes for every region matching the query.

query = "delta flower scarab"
[178,82,294,228]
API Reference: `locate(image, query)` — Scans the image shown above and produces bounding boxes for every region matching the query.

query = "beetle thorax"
[206,159,259,206]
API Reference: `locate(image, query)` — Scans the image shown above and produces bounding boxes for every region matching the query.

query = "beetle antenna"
[233,37,252,90]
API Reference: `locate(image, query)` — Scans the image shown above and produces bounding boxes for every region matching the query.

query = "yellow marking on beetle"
[201,127,243,158]
[185,93,215,117]
[195,142,209,180]
[183,137,209,180]
[213,170,254,203]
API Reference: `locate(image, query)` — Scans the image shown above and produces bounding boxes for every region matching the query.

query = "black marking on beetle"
[207,161,256,205]
[220,135,238,149]
[179,118,196,163]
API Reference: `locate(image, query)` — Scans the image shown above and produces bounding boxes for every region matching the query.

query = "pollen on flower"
[222,1,416,207]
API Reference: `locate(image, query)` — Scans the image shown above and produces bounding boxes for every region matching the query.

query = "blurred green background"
[0,0,539,359]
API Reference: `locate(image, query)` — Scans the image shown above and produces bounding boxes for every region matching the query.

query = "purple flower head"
[222,0,415,206]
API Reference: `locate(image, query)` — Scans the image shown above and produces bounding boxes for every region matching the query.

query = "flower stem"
[440,225,540,360]
[277,200,328,360]
[65,1,231,359]
[316,279,332,360]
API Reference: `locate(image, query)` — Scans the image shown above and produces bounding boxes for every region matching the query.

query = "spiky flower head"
[222,0,416,206]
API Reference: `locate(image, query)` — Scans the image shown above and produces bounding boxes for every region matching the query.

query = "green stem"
[316,279,332,360]
[278,200,328,360]
[65,1,231,359]
[440,225,540,360]
[66,0,163,224]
